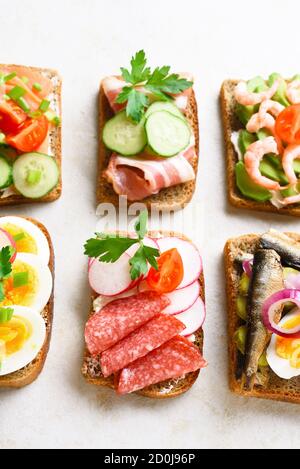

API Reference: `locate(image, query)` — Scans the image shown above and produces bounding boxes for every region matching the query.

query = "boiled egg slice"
[267,310,300,380]
[0,305,46,376]
[0,216,50,264]
[0,253,52,312]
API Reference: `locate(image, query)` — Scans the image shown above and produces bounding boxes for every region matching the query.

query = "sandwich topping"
[0,216,52,376]
[101,51,197,201]
[0,66,60,199]
[83,212,206,395]
[234,230,300,388]
[232,74,300,208]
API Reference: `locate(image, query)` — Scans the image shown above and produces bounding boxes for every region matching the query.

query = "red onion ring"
[242,259,253,277]
[262,289,300,338]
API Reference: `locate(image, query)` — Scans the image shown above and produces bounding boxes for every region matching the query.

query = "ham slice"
[104,145,196,201]
[102,73,193,114]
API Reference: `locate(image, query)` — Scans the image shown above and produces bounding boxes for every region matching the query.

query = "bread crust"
[220,79,300,217]
[224,232,300,404]
[97,85,199,211]
[0,217,54,388]
[0,64,62,207]
[82,231,205,399]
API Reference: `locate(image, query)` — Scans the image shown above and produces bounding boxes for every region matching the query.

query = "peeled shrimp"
[258,100,284,119]
[286,80,300,104]
[234,80,279,106]
[282,194,300,206]
[244,137,280,190]
[246,112,276,134]
[282,144,300,185]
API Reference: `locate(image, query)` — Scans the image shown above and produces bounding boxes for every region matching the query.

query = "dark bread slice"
[82,231,205,399]
[97,85,199,211]
[0,217,54,388]
[220,79,300,217]
[0,64,62,206]
[224,232,300,404]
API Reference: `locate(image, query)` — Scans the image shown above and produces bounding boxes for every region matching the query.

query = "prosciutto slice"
[104,145,196,201]
[102,73,193,113]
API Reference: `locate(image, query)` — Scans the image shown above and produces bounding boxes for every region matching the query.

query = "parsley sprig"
[116,50,193,123]
[0,247,13,301]
[84,211,160,280]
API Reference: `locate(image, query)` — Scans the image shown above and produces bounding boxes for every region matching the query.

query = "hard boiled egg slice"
[0,216,50,264]
[0,305,46,376]
[267,310,300,380]
[0,253,52,312]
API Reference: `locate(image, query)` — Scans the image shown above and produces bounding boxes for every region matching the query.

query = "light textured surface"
[1,0,300,450]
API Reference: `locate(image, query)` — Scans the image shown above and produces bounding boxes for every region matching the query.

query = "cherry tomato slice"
[147,248,184,294]
[6,115,48,152]
[0,101,27,134]
[275,104,300,145]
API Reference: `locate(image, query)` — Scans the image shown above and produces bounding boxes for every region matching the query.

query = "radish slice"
[175,298,206,336]
[0,228,16,263]
[138,280,200,315]
[88,253,135,296]
[156,237,202,289]
[93,287,138,311]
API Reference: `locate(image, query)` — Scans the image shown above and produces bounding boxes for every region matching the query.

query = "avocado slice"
[260,155,288,185]
[238,130,256,156]
[268,73,290,107]
[235,161,272,202]
[247,76,268,93]
[257,129,272,141]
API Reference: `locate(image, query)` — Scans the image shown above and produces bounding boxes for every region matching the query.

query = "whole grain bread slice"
[224,232,300,404]
[82,231,205,399]
[220,79,300,217]
[97,85,199,211]
[0,64,62,207]
[0,217,54,388]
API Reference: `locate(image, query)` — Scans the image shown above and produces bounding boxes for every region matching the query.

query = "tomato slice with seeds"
[6,115,48,152]
[146,248,184,294]
[275,104,300,145]
[0,101,27,134]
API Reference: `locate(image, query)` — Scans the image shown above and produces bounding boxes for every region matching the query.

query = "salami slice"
[117,336,207,394]
[85,292,170,355]
[100,315,185,377]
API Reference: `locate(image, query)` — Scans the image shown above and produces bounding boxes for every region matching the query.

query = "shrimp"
[282,194,300,206]
[286,80,300,104]
[246,112,275,134]
[234,80,279,106]
[282,144,300,185]
[258,100,285,119]
[244,137,281,190]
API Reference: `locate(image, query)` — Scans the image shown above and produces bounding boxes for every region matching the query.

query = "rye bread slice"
[0,64,62,207]
[97,85,199,211]
[220,79,300,217]
[0,217,54,388]
[82,231,205,399]
[224,232,300,404]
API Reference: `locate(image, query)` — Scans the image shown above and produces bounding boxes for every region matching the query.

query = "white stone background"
[0,0,299,449]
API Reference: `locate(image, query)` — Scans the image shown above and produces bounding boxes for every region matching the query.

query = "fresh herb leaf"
[129,245,149,280]
[84,235,138,263]
[83,211,160,281]
[120,50,151,85]
[135,210,148,239]
[126,89,149,123]
[143,245,159,270]
[116,50,193,122]
[0,247,13,279]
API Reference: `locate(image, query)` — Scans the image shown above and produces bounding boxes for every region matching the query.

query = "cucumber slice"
[0,157,12,189]
[145,101,184,120]
[103,111,147,156]
[12,153,59,199]
[145,111,191,157]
